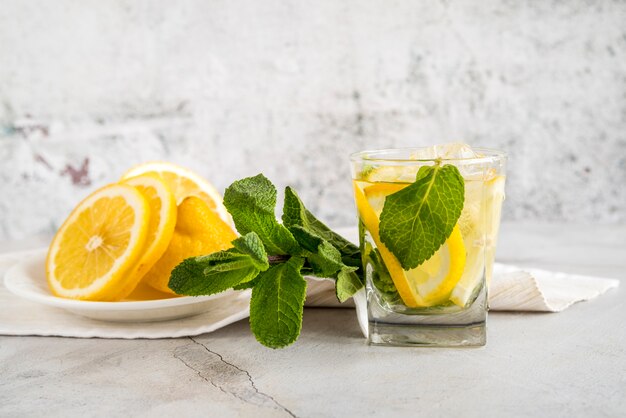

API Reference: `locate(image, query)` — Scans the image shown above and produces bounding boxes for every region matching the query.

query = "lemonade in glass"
[350,144,506,346]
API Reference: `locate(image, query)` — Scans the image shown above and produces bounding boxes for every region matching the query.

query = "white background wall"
[1,0,625,240]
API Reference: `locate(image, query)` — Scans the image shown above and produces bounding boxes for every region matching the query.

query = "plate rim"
[3,249,238,312]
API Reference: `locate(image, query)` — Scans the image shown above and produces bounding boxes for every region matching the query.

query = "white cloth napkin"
[0,234,620,339]
[489,264,620,312]
[0,250,249,339]
[303,264,620,312]
[303,227,620,313]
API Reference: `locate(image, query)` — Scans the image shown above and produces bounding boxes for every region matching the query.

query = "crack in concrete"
[173,350,230,397]
[178,337,296,418]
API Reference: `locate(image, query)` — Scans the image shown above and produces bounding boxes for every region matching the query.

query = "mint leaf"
[335,267,361,303]
[379,164,464,270]
[283,186,360,269]
[169,232,269,295]
[231,231,270,270]
[289,225,345,277]
[224,174,299,255]
[250,256,307,348]
[233,276,260,290]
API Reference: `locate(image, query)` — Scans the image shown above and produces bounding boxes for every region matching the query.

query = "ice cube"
[410,143,493,180]
[409,142,478,160]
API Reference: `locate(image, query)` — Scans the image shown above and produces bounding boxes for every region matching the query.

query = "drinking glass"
[350,147,506,346]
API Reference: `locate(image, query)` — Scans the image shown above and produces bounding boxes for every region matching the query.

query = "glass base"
[368,322,486,347]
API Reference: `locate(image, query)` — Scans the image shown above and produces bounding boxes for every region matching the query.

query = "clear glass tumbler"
[350,146,506,346]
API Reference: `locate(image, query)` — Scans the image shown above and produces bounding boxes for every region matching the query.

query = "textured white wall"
[1,0,625,240]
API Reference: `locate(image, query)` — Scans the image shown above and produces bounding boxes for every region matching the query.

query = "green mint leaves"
[250,257,306,348]
[169,232,269,296]
[379,163,465,270]
[169,174,363,349]
[223,174,299,255]
[283,187,361,270]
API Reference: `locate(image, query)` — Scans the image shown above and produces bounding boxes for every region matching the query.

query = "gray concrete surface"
[1,222,625,417]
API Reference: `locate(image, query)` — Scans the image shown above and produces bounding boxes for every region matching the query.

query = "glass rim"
[349,147,507,164]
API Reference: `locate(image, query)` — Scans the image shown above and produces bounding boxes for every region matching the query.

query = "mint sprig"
[169,174,363,349]
[169,232,269,296]
[223,174,300,255]
[283,186,361,270]
[379,163,465,270]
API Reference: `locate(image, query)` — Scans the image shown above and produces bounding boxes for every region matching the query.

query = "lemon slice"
[405,225,466,305]
[363,166,419,183]
[363,182,409,214]
[121,162,232,227]
[46,184,149,301]
[142,196,238,294]
[122,174,177,288]
[356,181,467,307]
[354,183,426,307]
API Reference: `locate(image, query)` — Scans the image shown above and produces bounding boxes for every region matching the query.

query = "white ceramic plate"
[4,249,250,323]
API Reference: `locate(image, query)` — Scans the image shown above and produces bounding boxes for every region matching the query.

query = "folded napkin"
[0,249,249,339]
[303,264,620,312]
[0,233,620,340]
[489,264,620,312]
[304,227,619,312]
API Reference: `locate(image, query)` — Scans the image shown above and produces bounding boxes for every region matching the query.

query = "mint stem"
[268,254,290,265]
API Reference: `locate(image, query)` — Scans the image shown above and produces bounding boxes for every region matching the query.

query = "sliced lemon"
[142,196,238,294]
[46,184,149,301]
[356,181,467,307]
[121,174,177,287]
[363,166,420,183]
[121,162,232,227]
[363,182,409,214]
[405,225,466,305]
[126,282,179,301]
[354,183,426,307]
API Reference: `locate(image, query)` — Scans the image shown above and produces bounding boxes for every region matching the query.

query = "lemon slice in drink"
[354,184,426,307]
[405,225,466,305]
[355,182,467,307]
[46,184,149,301]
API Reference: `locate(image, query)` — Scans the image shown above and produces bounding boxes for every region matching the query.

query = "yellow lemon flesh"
[121,162,232,227]
[46,184,149,301]
[142,196,238,294]
[405,225,466,305]
[354,183,426,307]
[355,180,467,308]
[121,173,177,285]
